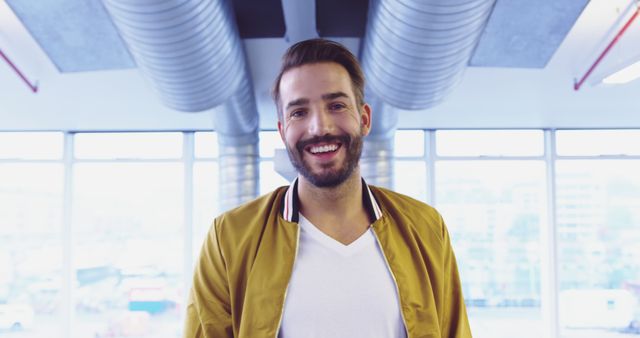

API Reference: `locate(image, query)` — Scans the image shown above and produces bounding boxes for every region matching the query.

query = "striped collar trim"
[281,178,383,223]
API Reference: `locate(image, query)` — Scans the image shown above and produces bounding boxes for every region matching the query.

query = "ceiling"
[0,0,639,132]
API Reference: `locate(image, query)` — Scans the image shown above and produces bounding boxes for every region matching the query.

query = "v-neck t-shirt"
[278,214,407,338]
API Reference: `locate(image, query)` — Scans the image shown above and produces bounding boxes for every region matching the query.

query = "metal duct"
[361,0,496,110]
[102,0,260,210]
[216,78,259,211]
[102,0,245,112]
[213,76,260,147]
[360,94,398,188]
[219,141,259,211]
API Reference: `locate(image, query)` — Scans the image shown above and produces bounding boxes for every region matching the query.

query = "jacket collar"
[281,177,383,223]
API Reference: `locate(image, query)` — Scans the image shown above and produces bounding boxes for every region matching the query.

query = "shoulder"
[212,186,288,239]
[369,185,446,239]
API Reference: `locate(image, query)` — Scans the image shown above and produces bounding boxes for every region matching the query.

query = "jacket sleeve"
[440,219,473,338]
[183,219,233,338]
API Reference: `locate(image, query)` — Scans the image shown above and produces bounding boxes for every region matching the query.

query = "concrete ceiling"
[0,0,639,131]
[470,0,589,68]
[5,0,588,72]
[5,0,135,72]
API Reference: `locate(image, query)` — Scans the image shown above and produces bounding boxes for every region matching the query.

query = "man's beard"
[285,131,363,188]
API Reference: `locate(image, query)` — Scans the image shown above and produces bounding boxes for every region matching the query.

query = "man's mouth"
[307,143,341,154]
[297,135,349,156]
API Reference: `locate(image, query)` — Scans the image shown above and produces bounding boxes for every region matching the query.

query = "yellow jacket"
[184,181,471,338]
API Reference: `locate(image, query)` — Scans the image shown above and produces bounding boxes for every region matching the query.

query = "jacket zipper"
[371,228,410,338]
[274,224,301,338]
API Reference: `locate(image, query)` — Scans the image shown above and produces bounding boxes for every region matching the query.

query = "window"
[259,131,284,158]
[3,129,639,338]
[259,131,290,195]
[394,161,427,201]
[0,132,63,159]
[192,162,219,260]
[556,160,640,338]
[260,161,289,195]
[71,133,184,338]
[394,130,425,157]
[556,130,640,156]
[430,129,548,338]
[436,130,544,157]
[0,162,64,337]
[74,132,182,159]
[72,162,185,338]
[435,160,547,338]
[194,132,218,158]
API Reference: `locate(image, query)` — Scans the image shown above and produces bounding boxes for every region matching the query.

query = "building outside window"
[1,129,638,338]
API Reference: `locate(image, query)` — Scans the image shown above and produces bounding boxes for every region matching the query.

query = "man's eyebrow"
[322,92,349,101]
[285,98,309,111]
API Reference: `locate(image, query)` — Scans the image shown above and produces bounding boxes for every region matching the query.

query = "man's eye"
[329,103,346,111]
[290,110,305,118]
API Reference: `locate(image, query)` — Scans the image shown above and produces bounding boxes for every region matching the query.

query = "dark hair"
[272,38,365,121]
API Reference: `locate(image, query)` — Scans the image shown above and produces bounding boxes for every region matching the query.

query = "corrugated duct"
[361,0,496,110]
[215,79,259,211]
[359,0,494,187]
[360,94,397,188]
[102,0,259,211]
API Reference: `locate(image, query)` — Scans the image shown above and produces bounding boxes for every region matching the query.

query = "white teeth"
[310,144,338,154]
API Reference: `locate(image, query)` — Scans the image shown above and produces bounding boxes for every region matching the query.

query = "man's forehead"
[279,63,354,105]
[285,92,350,111]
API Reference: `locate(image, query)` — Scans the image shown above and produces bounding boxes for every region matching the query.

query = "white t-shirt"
[278,214,407,338]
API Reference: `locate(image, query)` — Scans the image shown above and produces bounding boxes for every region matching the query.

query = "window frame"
[3,128,640,338]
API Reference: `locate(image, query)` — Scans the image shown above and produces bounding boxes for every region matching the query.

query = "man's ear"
[277,120,285,142]
[361,103,372,136]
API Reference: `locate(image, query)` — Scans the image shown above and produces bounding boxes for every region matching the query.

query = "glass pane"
[556,130,640,156]
[74,132,183,159]
[193,162,219,261]
[436,130,544,157]
[435,160,547,338]
[0,163,64,337]
[194,132,218,158]
[0,132,63,159]
[260,161,289,195]
[259,131,284,158]
[394,130,424,157]
[72,163,184,338]
[393,161,427,201]
[556,160,640,338]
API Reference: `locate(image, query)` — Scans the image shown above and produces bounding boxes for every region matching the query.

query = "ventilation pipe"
[102,0,259,211]
[361,0,496,110]
[215,77,259,211]
[360,94,397,188]
[359,0,494,189]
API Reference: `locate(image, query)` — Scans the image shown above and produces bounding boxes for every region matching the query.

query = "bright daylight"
[1,0,640,337]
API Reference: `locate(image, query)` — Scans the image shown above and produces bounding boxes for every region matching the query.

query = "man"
[184,39,471,338]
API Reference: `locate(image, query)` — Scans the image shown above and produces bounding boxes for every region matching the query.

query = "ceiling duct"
[361,0,496,110]
[361,94,397,188]
[102,0,259,210]
[216,78,259,211]
[101,0,247,112]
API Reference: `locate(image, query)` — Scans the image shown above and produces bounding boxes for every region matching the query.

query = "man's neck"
[296,169,372,245]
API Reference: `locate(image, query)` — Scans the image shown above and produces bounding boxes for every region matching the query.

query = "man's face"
[277,62,371,188]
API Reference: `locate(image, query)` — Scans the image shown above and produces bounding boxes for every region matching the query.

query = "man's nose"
[308,110,335,136]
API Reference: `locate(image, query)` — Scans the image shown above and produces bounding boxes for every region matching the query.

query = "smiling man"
[184,39,472,338]
[277,62,365,190]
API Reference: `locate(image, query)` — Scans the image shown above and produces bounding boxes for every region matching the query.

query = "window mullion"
[426,129,436,206]
[183,132,195,296]
[542,129,560,338]
[62,131,75,338]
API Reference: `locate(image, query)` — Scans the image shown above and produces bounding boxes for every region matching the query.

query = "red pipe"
[0,48,38,93]
[574,5,640,91]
